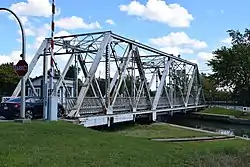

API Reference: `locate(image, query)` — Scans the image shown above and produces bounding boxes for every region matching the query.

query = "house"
[26,75,75,104]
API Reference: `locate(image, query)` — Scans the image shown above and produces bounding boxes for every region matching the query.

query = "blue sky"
[0,0,250,73]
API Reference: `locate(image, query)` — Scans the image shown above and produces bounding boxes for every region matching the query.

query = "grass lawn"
[105,123,218,139]
[201,107,250,119]
[0,121,250,167]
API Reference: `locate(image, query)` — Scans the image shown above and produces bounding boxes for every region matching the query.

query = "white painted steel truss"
[12,31,206,121]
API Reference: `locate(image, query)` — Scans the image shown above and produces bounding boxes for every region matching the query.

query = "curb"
[151,136,235,142]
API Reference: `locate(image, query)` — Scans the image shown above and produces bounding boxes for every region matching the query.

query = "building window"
[28,88,33,96]
[35,88,40,96]
[28,88,40,96]
[66,87,72,97]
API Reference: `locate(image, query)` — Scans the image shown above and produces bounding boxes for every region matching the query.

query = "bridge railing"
[64,96,201,116]
[206,101,250,112]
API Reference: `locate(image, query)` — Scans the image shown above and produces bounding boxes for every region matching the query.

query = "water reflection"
[216,129,234,136]
[164,115,250,138]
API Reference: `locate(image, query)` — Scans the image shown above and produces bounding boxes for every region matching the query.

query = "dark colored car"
[0,97,65,120]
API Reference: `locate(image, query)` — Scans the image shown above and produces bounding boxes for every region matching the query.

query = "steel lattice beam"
[12,31,206,122]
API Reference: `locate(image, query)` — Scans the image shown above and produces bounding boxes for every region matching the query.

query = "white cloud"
[24,23,51,49]
[160,47,193,56]
[18,28,35,36]
[149,32,207,49]
[8,15,29,26]
[16,21,50,44]
[197,52,214,61]
[188,59,199,65]
[221,37,231,45]
[9,0,60,17]
[35,24,50,36]
[0,50,47,78]
[28,36,46,49]
[105,19,115,25]
[55,30,71,37]
[55,16,101,30]
[0,51,22,64]
[16,27,36,44]
[0,50,32,65]
[149,32,207,56]
[20,16,29,25]
[119,0,193,27]
[28,28,72,50]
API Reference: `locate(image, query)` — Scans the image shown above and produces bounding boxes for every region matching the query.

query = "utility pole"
[47,0,58,121]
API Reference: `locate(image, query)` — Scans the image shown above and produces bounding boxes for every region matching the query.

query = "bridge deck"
[76,104,207,127]
[64,96,206,127]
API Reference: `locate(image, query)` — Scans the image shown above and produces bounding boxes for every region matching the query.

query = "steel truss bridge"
[12,31,206,127]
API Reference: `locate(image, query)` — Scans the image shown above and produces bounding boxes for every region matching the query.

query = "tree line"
[202,28,250,105]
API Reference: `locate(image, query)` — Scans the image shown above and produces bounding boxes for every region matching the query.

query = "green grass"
[106,123,218,139]
[0,121,250,167]
[201,107,250,119]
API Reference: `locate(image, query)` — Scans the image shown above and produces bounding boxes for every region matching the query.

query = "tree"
[200,73,231,102]
[0,63,19,97]
[207,28,250,104]
[65,65,81,79]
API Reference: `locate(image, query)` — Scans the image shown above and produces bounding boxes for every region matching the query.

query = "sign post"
[15,60,28,118]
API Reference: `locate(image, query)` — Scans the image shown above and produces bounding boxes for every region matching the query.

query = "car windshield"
[6,97,35,103]
[7,98,21,103]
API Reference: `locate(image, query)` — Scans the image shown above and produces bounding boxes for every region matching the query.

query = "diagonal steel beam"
[111,45,134,107]
[149,70,157,88]
[185,66,197,107]
[134,47,152,107]
[78,54,106,109]
[28,78,38,96]
[109,45,130,93]
[12,39,48,96]
[152,59,171,110]
[135,79,145,108]
[157,68,172,107]
[67,32,111,117]
[78,54,97,97]
[52,53,75,95]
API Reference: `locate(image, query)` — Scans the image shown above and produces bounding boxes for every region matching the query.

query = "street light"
[0,7,26,119]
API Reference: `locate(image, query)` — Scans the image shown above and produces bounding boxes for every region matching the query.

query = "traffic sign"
[15,60,28,77]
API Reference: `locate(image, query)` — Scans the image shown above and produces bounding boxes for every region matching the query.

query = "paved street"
[0,116,13,122]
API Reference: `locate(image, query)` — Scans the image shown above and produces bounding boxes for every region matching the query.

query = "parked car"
[0,97,65,120]
[1,96,14,103]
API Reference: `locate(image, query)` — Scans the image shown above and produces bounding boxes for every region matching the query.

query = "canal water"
[163,115,250,137]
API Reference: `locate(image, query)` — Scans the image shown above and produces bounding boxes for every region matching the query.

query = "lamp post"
[0,7,26,119]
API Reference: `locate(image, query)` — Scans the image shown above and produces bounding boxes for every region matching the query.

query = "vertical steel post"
[105,45,111,114]
[49,0,55,94]
[75,54,78,97]
[43,49,48,120]
[48,0,56,120]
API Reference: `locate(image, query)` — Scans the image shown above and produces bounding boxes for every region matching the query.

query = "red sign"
[15,60,28,77]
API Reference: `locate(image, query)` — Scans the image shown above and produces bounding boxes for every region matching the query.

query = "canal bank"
[161,113,250,139]
[186,112,250,125]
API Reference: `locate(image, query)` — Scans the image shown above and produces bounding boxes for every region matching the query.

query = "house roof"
[30,75,74,82]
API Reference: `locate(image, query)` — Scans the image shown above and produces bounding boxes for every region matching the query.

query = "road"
[0,116,13,122]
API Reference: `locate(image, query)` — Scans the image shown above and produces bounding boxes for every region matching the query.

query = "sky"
[0,0,250,76]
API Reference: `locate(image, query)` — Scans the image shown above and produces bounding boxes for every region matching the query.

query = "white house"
[26,76,75,104]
